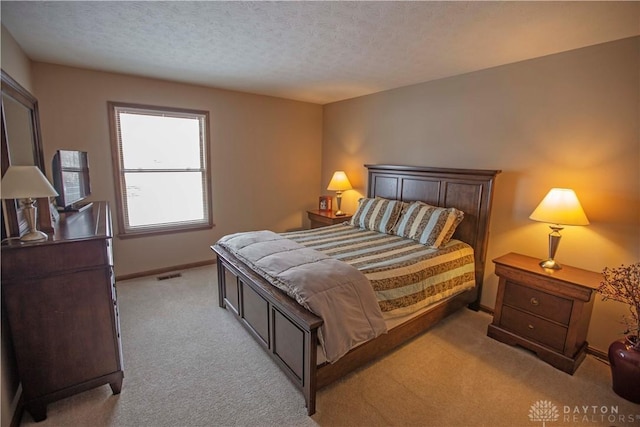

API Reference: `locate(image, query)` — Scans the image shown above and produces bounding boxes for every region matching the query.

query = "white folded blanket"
[217,230,387,362]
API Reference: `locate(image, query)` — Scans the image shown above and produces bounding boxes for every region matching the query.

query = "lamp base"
[20,230,48,242]
[334,192,346,216]
[539,225,563,270]
[20,199,49,242]
[539,258,562,270]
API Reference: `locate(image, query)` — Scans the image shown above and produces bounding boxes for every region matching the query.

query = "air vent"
[157,273,182,281]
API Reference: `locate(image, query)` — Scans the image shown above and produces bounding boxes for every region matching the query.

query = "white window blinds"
[109,102,212,236]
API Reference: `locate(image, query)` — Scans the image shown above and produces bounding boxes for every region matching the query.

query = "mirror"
[1,69,46,239]
[3,93,36,165]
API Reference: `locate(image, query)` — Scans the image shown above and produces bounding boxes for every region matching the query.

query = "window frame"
[107,101,213,238]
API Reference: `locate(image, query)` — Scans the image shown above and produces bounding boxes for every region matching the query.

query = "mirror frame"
[1,69,46,240]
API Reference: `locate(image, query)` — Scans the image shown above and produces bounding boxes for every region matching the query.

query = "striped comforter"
[282,224,476,318]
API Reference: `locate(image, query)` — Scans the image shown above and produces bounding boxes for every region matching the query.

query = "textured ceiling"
[2,1,639,105]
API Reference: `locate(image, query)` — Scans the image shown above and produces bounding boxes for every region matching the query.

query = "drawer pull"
[530,297,539,306]
[528,324,535,330]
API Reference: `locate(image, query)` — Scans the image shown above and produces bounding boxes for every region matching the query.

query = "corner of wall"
[1,24,33,92]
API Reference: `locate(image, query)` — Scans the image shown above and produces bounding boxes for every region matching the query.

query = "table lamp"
[529,188,589,270]
[1,166,58,241]
[327,171,352,216]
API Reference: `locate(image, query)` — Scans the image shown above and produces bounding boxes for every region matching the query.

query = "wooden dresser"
[1,202,123,421]
[487,252,600,374]
[307,209,352,229]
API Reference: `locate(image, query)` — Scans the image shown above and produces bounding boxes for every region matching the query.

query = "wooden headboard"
[366,164,501,308]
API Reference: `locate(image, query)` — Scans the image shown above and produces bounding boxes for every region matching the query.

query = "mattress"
[281,223,476,319]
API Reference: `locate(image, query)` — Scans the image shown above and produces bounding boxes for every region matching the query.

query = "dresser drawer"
[2,239,110,280]
[503,281,572,325]
[501,306,568,352]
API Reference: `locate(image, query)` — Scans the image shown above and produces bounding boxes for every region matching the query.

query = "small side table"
[487,252,600,374]
[307,210,352,229]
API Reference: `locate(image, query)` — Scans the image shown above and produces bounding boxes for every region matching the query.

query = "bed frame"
[212,164,500,415]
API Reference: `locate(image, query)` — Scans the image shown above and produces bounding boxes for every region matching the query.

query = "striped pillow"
[393,201,464,248]
[350,197,404,234]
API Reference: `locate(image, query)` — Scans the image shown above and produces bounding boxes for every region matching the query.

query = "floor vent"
[157,273,182,281]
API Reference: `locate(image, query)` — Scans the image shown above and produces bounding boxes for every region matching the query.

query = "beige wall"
[31,63,323,277]
[322,37,640,353]
[1,25,33,91]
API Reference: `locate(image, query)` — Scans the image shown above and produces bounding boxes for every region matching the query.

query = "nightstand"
[487,252,600,374]
[307,210,352,229]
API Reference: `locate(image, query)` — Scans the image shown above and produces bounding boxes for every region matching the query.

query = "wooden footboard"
[213,245,322,415]
[212,164,500,415]
[213,244,476,415]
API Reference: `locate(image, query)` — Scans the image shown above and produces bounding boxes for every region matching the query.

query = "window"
[108,102,212,237]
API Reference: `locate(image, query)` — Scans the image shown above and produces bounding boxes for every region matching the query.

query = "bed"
[211,164,500,415]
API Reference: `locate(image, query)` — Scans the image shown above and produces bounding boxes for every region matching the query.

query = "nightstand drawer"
[501,306,568,352]
[503,281,572,325]
[307,210,352,229]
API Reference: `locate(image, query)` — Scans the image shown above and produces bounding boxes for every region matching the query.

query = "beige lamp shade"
[327,171,352,191]
[529,188,589,226]
[1,166,58,199]
[1,166,58,242]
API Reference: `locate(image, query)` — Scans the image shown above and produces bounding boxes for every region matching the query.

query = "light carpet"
[20,265,640,426]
